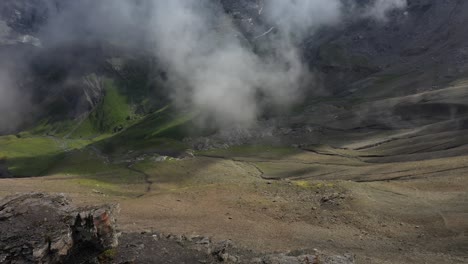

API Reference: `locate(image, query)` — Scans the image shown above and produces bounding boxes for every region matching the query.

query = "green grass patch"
[0,135,94,176]
[148,112,196,138]
[47,150,117,176]
[0,136,63,176]
[71,176,145,197]
[293,180,335,189]
[90,79,132,133]
[95,106,195,156]
[69,118,100,138]
[30,119,76,137]
[50,150,146,195]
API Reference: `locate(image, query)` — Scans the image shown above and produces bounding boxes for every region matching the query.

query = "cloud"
[0,0,409,133]
[264,0,343,38]
[147,0,349,128]
[147,0,407,128]
[0,68,30,134]
[363,0,408,21]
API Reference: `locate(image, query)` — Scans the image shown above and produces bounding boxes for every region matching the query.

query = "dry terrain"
[1,134,467,263]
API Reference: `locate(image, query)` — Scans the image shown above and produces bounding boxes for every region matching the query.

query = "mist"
[147,0,407,127]
[148,0,316,127]
[365,0,408,20]
[0,68,30,134]
[0,0,408,133]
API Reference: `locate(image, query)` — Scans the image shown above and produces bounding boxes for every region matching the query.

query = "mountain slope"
[1,1,468,263]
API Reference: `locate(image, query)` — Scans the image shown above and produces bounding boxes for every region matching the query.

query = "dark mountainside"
[2,0,468,135]
[0,0,468,264]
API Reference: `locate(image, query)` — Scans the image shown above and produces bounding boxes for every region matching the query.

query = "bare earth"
[1,141,467,263]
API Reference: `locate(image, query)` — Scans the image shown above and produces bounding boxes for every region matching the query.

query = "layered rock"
[0,193,119,264]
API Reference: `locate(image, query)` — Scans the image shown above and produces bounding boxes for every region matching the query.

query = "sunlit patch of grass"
[0,134,95,176]
[0,135,62,176]
[293,180,335,189]
[0,135,59,155]
[71,177,144,197]
[89,79,132,133]
[69,118,100,138]
[132,156,259,189]
[64,157,146,196]
[95,106,194,156]
[48,150,116,175]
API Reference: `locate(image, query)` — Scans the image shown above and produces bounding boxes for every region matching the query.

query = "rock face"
[0,193,119,264]
[0,0,63,46]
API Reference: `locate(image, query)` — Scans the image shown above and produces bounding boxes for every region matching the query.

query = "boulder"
[0,193,119,264]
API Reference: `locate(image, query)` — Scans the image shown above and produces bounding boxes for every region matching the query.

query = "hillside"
[0,1,468,263]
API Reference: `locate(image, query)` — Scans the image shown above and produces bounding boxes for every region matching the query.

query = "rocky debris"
[185,125,279,151]
[320,192,348,207]
[179,149,195,159]
[255,253,355,264]
[113,232,354,264]
[0,193,119,264]
[123,149,195,164]
[114,232,217,264]
[248,250,355,264]
[210,240,240,262]
[255,254,319,264]
[184,121,328,151]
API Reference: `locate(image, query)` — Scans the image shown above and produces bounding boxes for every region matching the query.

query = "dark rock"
[212,240,234,261]
[0,193,119,264]
[256,252,355,264]
[196,237,211,245]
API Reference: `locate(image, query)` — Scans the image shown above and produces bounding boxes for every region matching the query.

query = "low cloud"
[0,0,409,133]
[0,68,30,134]
[365,0,408,20]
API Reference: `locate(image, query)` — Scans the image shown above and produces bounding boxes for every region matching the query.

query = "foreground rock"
[0,193,119,263]
[114,232,355,264]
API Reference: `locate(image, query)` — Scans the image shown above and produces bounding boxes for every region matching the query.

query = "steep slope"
[1,0,468,174]
[316,0,468,97]
[1,0,465,135]
[2,0,468,172]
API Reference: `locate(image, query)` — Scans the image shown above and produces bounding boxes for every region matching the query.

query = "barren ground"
[1,139,467,263]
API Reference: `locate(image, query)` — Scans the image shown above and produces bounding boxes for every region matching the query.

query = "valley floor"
[1,140,467,263]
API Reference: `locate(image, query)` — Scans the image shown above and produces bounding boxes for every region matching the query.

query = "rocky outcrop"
[0,193,119,264]
[113,232,355,264]
[0,0,63,46]
[0,0,55,34]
